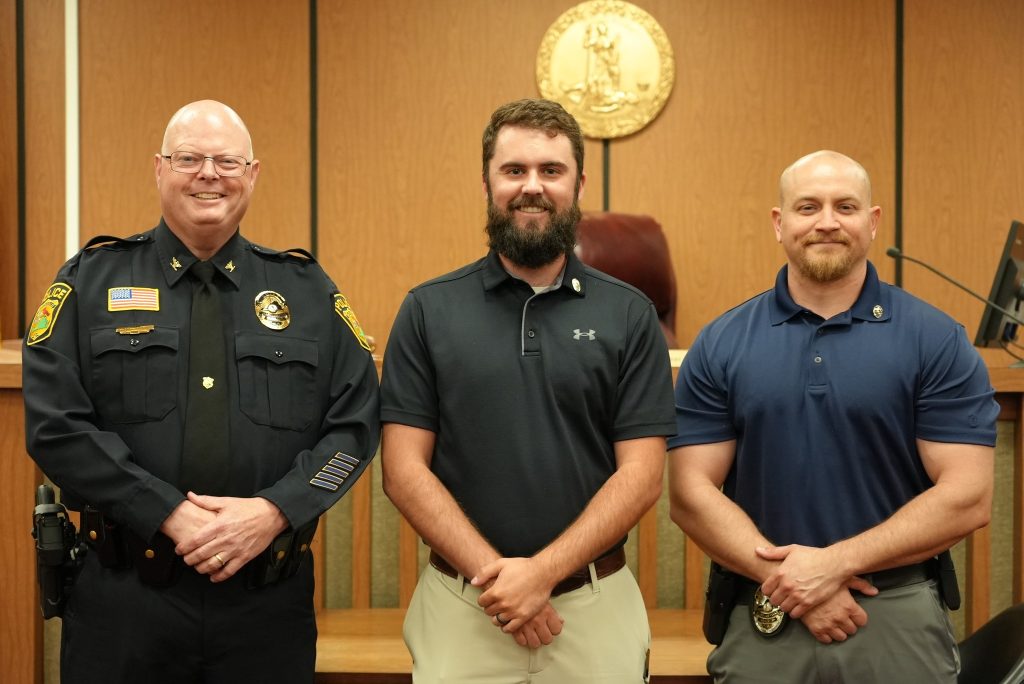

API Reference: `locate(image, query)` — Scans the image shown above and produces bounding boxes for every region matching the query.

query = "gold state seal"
[536,0,674,139]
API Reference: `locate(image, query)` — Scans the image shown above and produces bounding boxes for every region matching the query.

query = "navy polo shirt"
[670,261,998,548]
[381,250,676,558]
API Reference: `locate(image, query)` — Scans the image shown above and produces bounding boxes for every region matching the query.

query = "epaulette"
[54,233,150,280]
[248,243,319,263]
[82,233,152,251]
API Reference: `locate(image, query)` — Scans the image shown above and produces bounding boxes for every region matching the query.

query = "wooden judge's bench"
[1,343,1023,683]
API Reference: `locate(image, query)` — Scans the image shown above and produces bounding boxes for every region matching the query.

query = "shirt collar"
[769,261,891,325]
[481,249,588,297]
[155,219,244,289]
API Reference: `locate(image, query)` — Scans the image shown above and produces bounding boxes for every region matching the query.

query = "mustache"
[801,233,851,247]
[509,196,555,211]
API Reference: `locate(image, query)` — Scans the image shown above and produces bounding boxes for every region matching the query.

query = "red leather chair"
[574,211,679,347]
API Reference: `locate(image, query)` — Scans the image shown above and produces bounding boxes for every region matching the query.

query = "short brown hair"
[482,99,584,179]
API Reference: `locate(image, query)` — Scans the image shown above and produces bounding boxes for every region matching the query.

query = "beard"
[485,193,581,269]
[792,233,861,282]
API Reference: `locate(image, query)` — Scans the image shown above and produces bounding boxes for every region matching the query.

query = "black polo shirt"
[381,250,675,557]
[23,221,381,540]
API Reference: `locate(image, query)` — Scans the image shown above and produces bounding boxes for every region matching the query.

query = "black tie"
[179,260,231,495]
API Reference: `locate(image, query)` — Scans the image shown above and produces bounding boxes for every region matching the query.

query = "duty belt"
[81,506,318,590]
[428,547,626,597]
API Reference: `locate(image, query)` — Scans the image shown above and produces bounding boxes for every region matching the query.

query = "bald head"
[778,150,872,207]
[161,100,253,159]
[155,100,260,259]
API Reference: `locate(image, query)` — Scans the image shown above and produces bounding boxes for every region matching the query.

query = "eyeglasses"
[161,151,252,177]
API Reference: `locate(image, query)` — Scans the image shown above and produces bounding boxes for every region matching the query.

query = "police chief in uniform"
[668,150,998,682]
[23,100,380,683]
[380,98,675,683]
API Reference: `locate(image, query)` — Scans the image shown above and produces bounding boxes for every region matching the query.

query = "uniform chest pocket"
[235,332,319,431]
[90,327,179,423]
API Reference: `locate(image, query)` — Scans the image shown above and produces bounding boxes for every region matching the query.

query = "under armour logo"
[573,329,596,340]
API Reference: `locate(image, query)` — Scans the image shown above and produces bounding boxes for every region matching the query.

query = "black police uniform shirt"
[23,220,381,542]
[380,250,676,559]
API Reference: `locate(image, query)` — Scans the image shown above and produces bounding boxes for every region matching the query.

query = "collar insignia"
[171,257,182,271]
[872,305,884,319]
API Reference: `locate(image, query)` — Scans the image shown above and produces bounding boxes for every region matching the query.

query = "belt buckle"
[750,587,788,638]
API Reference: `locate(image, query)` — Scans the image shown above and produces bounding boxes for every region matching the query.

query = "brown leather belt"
[428,547,626,597]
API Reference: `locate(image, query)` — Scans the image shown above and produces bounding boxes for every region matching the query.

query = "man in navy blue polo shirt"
[380,99,675,682]
[669,150,997,682]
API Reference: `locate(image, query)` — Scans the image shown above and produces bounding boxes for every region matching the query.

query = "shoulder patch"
[333,294,373,352]
[27,282,73,345]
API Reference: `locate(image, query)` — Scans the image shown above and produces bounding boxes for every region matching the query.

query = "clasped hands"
[756,544,879,644]
[471,557,566,649]
[160,492,288,582]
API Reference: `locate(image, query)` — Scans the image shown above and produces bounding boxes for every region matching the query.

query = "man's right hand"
[799,586,872,644]
[500,602,564,648]
[159,498,215,546]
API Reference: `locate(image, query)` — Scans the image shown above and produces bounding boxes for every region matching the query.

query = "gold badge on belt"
[254,290,291,330]
[751,587,788,637]
[536,0,675,139]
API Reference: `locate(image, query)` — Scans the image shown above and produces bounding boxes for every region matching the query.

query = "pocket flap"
[235,331,318,367]
[91,326,179,356]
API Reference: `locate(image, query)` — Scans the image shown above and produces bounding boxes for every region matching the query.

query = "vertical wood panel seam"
[309,0,318,257]
[65,0,79,259]
[16,0,25,334]
[894,0,904,286]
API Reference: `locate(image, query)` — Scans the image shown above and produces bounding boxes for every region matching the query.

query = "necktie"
[178,260,231,495]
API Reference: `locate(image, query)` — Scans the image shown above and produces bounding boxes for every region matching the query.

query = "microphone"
[886,246,1024,326]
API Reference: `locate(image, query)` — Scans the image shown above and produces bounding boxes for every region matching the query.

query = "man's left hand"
[176,492,289,582]
[756,544,868,618]
[472,557,556,633]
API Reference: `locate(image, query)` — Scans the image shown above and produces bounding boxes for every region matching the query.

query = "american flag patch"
[107,287,160,311]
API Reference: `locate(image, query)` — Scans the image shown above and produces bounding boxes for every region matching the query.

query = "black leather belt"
[732,560,936,607]
[428,547,626,597]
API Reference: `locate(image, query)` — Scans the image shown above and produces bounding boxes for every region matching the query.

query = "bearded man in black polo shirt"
[380,98,675,683]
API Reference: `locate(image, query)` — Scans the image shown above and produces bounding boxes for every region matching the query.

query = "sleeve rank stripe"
[323,465,348,477]
[334,452,360,466]
[309,477,339,492]
[328,459,355,472]
[315,471,346,484]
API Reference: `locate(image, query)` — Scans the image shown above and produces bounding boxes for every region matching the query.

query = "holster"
[703,563,738,645]
[936,550,960,610]
[246,518,319,590]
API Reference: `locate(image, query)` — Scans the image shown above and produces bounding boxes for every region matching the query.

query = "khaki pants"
[707,580,959,683]
[403,563,650,683]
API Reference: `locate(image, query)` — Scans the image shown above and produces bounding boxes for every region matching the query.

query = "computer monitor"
[974,220,1024,349]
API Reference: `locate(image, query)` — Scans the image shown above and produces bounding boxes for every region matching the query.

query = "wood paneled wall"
[903,0,1024,338]
[0,2,18,340]
[4,0,1022,353]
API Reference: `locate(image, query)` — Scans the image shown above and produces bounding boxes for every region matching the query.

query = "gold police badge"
[27,282,73,346]
[254,291,291,330]
[751,587,788,637]
[536,0,675,139]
